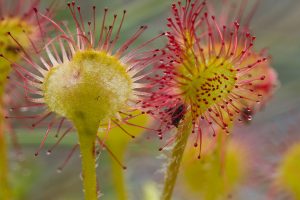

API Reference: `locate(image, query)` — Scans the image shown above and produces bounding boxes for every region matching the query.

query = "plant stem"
[0,95,11,200]
[111,156,127,200]
[161,115,192,200]
[76,123,98,200]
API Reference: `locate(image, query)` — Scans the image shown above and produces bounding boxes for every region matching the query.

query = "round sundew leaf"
[43,50,132,128]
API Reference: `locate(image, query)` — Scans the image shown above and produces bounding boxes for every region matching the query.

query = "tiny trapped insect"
[171,104,186,127]
[5,45,20,53]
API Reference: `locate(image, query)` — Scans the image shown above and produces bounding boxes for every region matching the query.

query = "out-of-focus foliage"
[276,143,300,199]
[182,137,248,200]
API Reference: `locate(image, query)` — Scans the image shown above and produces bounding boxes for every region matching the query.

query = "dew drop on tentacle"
[247,115,252,121]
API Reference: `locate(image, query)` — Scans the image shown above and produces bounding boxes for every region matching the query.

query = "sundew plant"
[1,0,299,200]
[142,1,277,198]
[4,1,166,199]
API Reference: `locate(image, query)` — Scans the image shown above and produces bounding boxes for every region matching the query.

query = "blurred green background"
[8,0,300,199]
